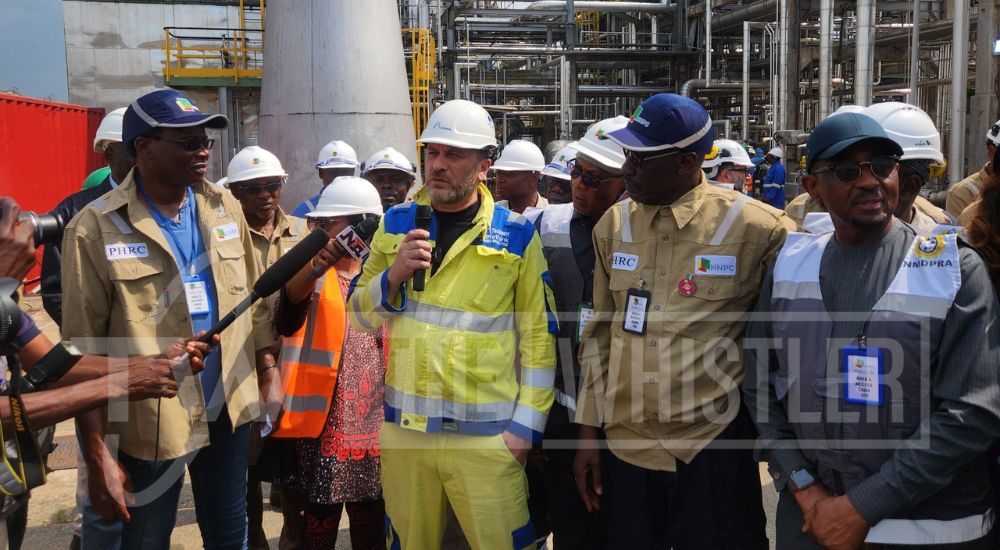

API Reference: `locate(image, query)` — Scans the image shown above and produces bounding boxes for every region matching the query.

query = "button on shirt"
[576,177,794,471]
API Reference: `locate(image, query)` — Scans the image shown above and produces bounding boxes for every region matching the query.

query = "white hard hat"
[361,147,416,177]
[830,104,866,117]
[541,143,577,180]
[987,119,1000,146]
[308,176,384,218]
[863,102,944,163]
[767,147,784,159]
[493,140,545,172]
[93,107,127,152]
[418,100,498,150]
[226,146,288,186]
[572,116,629,172]
[703,140,754,169]
[315,140,359,169]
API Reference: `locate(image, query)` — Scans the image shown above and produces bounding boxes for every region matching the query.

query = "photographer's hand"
[0,197,37,281]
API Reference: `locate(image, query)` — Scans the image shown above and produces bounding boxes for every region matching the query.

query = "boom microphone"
[412,205,432,292]
[198,228,330,344]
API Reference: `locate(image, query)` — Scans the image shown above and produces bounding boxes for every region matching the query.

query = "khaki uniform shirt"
[61,172,273,461]
[784,192,825,230]
[957,200,980,227]
[576,177,794,471]
[247,207,307,323]
[946,162,991,218]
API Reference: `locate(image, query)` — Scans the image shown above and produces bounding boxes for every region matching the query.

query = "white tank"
[260,0,419,212]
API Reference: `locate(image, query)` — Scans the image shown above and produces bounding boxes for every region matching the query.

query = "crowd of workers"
[0,83,997,550]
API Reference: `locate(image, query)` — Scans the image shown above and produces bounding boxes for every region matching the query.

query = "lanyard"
[139,184,201,278]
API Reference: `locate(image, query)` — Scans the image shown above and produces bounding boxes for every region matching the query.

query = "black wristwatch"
[787,469,817,492]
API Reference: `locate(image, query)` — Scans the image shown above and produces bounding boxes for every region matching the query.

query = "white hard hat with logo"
[493,140,545,172]
[541,143,578,181]
[361,147,416,176]
[93,107,128,152]
[418,100,498,150]
[703,139,754,179]
[315,140,360,169]
[572,116,629,172]
[308,176,384,218]
[863,102,944,164]
[226,146,288,186]
[767,147,784,159]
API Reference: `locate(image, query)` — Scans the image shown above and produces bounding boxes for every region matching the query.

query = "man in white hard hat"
[293,140,359,217]
[224,145,308,550]
[761,146,787,208]
[947,119,1000,218]
[41,104,138,550]
[863,102,956,234]
[349,99,556,549]
[532,116,629,549]
[703,139,755,192]
[361,146,417,212]
[541,143,577,204]
[494,139,549,213]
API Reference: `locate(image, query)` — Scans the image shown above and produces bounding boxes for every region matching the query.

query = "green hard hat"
[82,167,111,189]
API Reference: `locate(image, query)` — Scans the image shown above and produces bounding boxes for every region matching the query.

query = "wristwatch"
[787,469,817,492]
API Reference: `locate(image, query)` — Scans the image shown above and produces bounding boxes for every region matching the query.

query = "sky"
[0,0,68,102]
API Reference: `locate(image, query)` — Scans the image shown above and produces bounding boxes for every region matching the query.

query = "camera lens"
[17,212,65,247]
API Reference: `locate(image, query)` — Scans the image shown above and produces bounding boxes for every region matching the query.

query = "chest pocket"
[463,246,519,313]
[216,243,248,294]
[107,257,165,322]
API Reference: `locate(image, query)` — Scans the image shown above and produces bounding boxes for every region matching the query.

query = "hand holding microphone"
[387,206,433,297]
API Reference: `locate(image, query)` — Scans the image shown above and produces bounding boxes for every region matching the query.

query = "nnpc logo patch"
[694,255,737,276]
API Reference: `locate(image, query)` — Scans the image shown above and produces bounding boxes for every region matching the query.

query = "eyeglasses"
[623,148,686,169]
[568,159,621,189]
[811,156,899,184]
[153,136,216,152]
[236,181,282,195]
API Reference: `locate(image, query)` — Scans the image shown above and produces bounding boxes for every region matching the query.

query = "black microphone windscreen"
[414,205,432,230]
[253,228,330,297]
[355,216,381,243]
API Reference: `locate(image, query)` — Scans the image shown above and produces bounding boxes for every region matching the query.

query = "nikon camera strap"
[0,354,46,495]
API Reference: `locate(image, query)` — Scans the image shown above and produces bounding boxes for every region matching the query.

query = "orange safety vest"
[272,270,346,438]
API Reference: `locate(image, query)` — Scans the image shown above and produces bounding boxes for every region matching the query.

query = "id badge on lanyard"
[841,334,884,406]
[184,279,211,315]
[622,284,651,336]
[576,302,594,344]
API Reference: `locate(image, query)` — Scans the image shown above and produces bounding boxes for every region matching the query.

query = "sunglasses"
[153,136,216,152]
[811,156,898,184]
[568,159,621,189]
[237,181,282,195]
[623,148,686,169]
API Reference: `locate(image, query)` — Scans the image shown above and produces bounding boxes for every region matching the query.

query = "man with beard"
[361,146,417,212]
[62,90,277,548]
[743,112,1000,549]
[349,99,557,549]
[224,145,306,550]
[573,93,793,549]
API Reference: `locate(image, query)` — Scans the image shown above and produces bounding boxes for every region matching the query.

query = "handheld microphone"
[197,228,330,344]
[412,205,432,292]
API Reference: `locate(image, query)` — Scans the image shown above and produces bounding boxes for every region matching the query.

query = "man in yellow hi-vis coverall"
[349,99,558,550]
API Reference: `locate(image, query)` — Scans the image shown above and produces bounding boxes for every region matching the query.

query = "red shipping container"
[0,93,105,286]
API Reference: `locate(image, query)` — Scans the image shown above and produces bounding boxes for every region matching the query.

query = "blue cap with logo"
[123,89,228,146]
[805,112,902,173]
[602,93,715,155]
